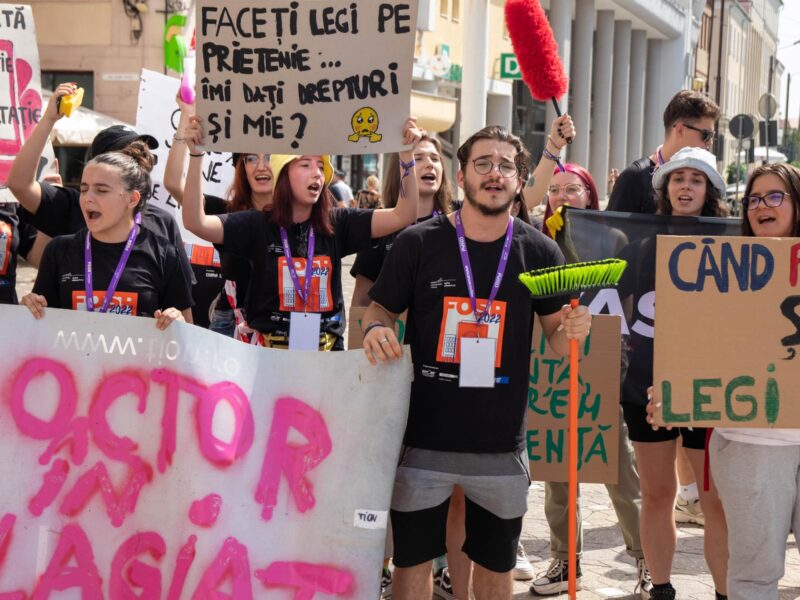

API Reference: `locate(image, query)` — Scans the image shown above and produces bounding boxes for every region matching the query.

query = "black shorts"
[622,402,708,450]
[391,496,523,573]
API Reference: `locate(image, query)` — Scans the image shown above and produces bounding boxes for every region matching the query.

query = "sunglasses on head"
[682,122,716,143]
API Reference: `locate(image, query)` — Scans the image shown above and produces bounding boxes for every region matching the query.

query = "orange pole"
[568,297,579,599]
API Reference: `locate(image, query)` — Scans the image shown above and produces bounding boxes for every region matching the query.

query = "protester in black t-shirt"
[163,92,272,333]
[7,82,195,317]
[361,125,592,598]
[617,147,728,600]
[20,148,192,328]
[181,115,421,350]
[606,90,720,214]
[350,135,454,307]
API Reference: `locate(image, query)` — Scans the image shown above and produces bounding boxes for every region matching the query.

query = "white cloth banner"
[135,68,235,249]
[0,4,56,203]
[0,305,411,598]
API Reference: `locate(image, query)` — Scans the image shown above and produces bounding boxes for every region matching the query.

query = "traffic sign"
[500,53,521,79]
[758,93,778,120]
[729,114,754,140]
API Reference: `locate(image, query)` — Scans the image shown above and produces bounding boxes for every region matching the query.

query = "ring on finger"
[379,338,389,345]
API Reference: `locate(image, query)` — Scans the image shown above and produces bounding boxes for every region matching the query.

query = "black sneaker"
[649,585,676,599]
[530,559,582,595]
[432,566,455,600]
[380,567,392,599]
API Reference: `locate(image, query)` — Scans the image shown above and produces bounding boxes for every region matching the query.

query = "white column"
[544,0,572,161]
[590,10,614,200]
[643,39,663,154]
[486,93,513,130]
[458,0,489,145]
[626,30,648,163]
[570,0,595,167]
[609,20,632,173]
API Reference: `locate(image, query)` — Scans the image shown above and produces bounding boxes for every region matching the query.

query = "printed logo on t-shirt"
[72,291,139,315]
[436,296,506,368]
[0,221,12,275]
[278,256,333,312]
[184,242,221,268]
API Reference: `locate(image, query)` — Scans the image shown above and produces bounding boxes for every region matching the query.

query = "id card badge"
[289,312,322,351]
[459,337,496,388]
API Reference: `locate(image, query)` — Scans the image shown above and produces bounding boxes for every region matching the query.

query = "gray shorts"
[391,446,531,520]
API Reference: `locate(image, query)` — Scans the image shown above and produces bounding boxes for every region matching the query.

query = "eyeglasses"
[743,191,789,210]
[547,184,586,197]
[682,123,716,143]
[472,158,518,178]
[242,154,270,166]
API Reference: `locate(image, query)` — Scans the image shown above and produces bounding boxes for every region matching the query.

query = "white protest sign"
[196,0,419,154]
[0,305,412,598]
[135,68,235,251]
[0,4,56,203]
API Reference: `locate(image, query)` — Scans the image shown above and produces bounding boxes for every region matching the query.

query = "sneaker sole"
[530,577,583,596]
[513,568,535,581]
[674,512,705,526]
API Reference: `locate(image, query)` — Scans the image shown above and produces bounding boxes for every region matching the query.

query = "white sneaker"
[674,495,705,526]
[635,557,653,599]
[513,543,534,580]
[530,559,582,596]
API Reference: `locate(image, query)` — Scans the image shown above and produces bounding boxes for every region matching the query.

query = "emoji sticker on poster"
[348,107,382,143]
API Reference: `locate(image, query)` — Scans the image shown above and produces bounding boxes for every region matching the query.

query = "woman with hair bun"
[20,146,193,330]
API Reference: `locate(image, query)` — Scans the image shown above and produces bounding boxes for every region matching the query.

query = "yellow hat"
[269,154,334,187]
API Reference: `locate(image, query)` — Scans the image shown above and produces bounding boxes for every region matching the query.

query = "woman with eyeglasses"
[164,93,273,338]
[702,163,799,600]
[627,147,729,600]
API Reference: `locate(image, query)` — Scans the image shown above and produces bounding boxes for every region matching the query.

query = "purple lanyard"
[432,210,440,218]
[454,210,514,326]
[655,146,665,166]
[84,213,140,313]
[279,225,315,309]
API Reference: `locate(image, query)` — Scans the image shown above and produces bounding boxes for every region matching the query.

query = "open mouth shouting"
[482,181,504,193]
[86,209,103,224]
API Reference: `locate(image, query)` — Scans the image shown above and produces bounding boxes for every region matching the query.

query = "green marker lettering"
[661,380,690,423]
[724,376,756,422]
[693,378,722,421]
[765,363,779,425]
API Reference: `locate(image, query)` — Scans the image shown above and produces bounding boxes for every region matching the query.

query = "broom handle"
[550,97,574,144]
[568,296,579,600]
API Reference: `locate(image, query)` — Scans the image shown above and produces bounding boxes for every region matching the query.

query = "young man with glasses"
[360,125,592,600]
[607,90,720,214]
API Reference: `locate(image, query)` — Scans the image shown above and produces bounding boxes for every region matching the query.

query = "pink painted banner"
[0,305,412,599]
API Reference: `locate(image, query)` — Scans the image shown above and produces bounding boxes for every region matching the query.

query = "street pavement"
[15,256,800,600]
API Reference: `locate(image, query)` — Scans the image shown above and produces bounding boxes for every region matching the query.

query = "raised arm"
[7,82,76,213]
[369,117,421,238]
[522,114,574,212]
[163,92,194,205]
[182,117,224,244]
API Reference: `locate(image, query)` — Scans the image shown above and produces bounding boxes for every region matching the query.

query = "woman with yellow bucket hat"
[181,115,422,350]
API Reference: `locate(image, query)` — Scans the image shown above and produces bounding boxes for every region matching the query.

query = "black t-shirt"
[185,194,227,328]
[606,157,657,214]
[617,236,656,408]
[221,208,373,343]
[211,201,254,314]
[350,214,435,282]
[0,203,20,304]
[23,182,196,287]
[369,215,567,453]
[33,226,194,317]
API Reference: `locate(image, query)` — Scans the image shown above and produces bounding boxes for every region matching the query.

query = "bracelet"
[189,151,205,157]
[542,148,561,162]
[362,320,386,338]
[399,158,415,177]
[172,135,186,143]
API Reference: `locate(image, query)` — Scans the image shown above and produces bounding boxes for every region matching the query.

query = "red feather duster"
[504,0,568,101]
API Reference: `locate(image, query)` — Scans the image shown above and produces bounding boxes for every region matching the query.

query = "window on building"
[440,0,449,18]
[451,0,460,22]
[41,71,94,109]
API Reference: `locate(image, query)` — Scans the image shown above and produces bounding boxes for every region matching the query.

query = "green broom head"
[518,258,627,299]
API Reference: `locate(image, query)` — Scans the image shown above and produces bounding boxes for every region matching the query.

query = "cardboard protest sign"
[0,305,412,598]
[196,0,418,154]
[653,235,800,427]
[135,68,235,251]
[527,315,621,484]
[347,305,407,350]
[0,4,56,202]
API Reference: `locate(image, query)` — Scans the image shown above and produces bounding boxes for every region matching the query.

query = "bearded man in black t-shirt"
[361,126,592,600]
[606,90,720,214]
